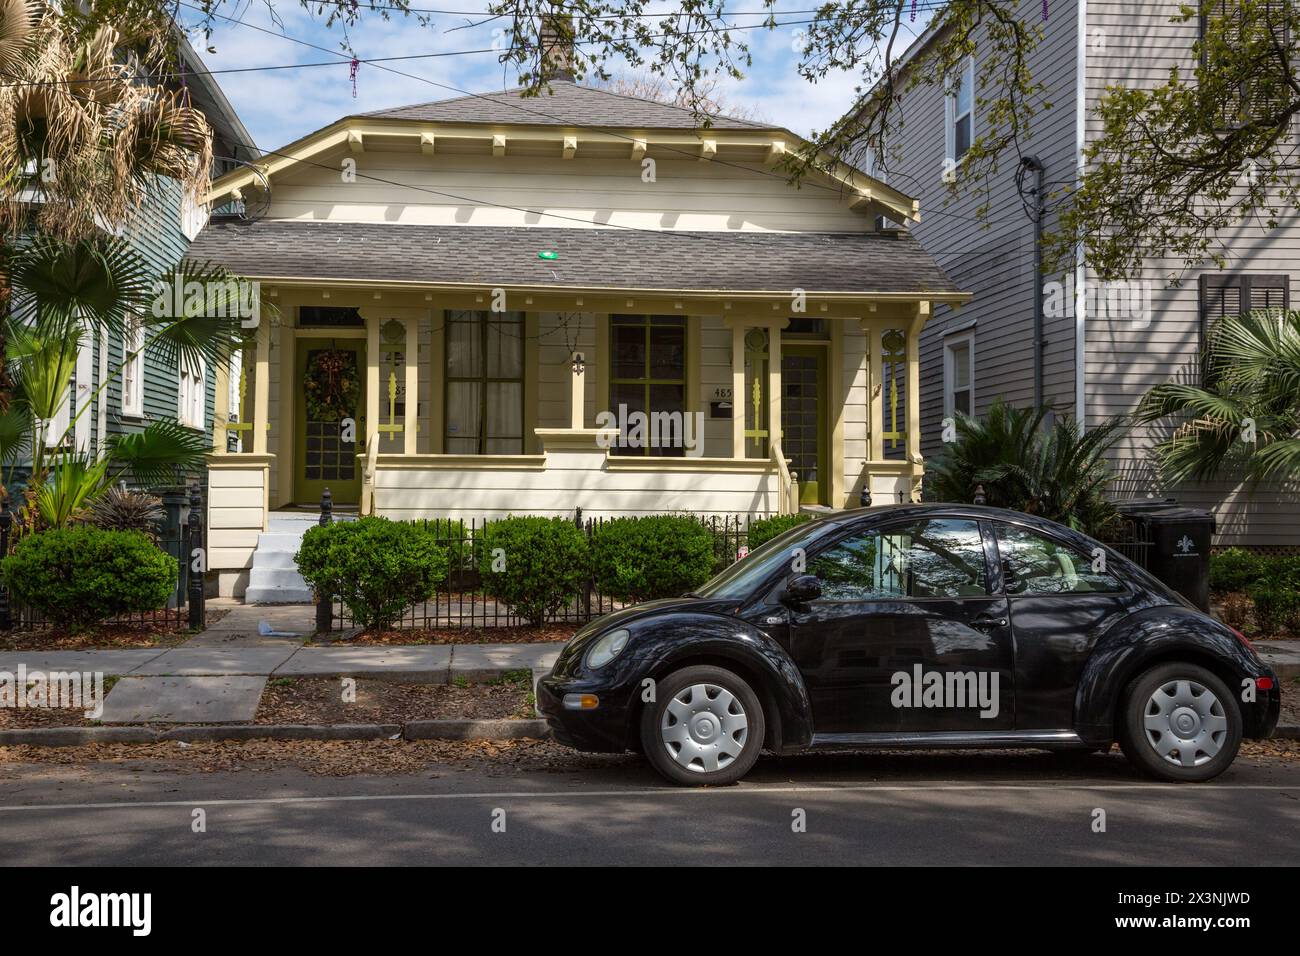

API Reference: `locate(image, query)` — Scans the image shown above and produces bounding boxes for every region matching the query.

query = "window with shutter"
[1198,273,1290,381]
[1199,0,1291,130]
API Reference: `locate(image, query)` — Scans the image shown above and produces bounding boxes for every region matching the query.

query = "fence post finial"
[973,484,987,506]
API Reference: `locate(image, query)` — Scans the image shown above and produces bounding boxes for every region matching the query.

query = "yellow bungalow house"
[191,79,966,600]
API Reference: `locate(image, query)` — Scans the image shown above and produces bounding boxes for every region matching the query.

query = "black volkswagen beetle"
[538,505,1280,786]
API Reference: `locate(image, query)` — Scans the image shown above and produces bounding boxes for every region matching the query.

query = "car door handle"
[970,615,1008,629]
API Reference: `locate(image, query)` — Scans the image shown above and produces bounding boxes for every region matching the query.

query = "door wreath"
[304,348,359,423]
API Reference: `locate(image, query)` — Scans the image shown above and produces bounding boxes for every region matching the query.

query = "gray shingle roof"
[187,220,960,296]
[360,80,773,131]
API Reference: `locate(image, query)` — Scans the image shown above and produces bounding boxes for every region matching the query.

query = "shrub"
[590,515,716,602]
[296,517,449,632]
[1,527,177,628]
[1210,548,1265,593]
[747,513,812,550]
[84,488,165,542]
[477,516,589,626]
[1262,554,1300,591]
[926,399,1122,536]
[1247,584,1300,635]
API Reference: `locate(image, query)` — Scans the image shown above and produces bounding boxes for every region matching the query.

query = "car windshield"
[694,519,833,601]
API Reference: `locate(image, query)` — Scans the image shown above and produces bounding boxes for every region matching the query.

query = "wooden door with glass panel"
[296,338,364,505]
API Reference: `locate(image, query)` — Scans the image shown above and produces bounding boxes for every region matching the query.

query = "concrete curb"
[157,724,402,743]
[404,718,550,740]
[1271,724,1300,740]
[0,727,158,746]
[0,719,551,747]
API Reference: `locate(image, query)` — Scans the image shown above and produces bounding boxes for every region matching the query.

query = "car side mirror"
[783,574,822,606]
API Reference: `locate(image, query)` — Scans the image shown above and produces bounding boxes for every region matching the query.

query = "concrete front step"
[249,566,310,589]
[245,585,315,604]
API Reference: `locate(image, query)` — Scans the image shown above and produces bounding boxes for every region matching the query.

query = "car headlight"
[585,628,630,669]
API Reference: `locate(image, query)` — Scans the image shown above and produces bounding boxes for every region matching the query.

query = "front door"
[788,517,1015,734]
[295,338,365,505]
[781,346,827,505]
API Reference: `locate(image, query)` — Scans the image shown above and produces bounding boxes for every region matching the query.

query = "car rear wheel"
[641,665,765,787]
[1119,662,1241,783]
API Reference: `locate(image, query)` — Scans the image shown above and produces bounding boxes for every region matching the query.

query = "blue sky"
[180,3,934,157]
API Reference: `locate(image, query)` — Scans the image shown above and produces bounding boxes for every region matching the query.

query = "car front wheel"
[1119,662,1242,783]
[641,665,765,787]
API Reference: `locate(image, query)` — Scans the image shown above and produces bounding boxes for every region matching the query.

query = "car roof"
[809,503,1083,536]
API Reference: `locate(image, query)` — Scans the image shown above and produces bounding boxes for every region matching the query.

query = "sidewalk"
[0,603,561,725]
[2,605,1295,728]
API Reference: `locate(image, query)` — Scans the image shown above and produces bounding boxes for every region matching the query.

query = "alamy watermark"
[594,404,706,457]
[890,664,999,719]
[0,666,106,719]
[1044,276,1153,328]
[150,276,261,328]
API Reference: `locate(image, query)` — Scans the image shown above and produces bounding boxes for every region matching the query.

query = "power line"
[190,2,1002,229]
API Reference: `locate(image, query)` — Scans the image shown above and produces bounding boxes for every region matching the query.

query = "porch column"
[767,321,783,454]
[570,351,585,429]
[906,303,929,498]
[252,319,270,455]
[404,317,419,454]
[365,313,381,447]
[865,321,884,461]
[730,322,745,457]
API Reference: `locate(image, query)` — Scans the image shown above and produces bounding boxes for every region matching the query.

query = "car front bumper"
[536,672,636,753]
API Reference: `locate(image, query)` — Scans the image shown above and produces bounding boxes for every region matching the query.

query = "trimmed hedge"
[296,517,449,632]
[1,527,177,628]
[747,513,812,550]
[590,515,716,603]
[477,516,589,626]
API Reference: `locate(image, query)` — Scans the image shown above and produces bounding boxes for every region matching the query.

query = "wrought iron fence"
[0,486,207,632]
[324,511,757,631]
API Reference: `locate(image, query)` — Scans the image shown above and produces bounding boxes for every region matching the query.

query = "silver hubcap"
[1143,679,1229,768]
[660,682,749,773]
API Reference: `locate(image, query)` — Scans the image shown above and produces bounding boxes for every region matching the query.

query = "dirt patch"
[322,624,576,646]
[1277,678,1300,728]
[256,675,535,724]
[0,608,228,651]
[0,675,120,729]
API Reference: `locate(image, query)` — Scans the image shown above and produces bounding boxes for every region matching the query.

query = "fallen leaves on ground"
[256,676,534,723]
[0,737,631,777]
[0,608,230,651]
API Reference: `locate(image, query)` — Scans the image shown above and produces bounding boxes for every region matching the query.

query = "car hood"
[556,595,740,672]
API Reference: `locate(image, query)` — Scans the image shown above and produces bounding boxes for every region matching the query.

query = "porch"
[206,284,938,594]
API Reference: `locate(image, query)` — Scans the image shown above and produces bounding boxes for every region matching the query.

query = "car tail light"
[1256,677,1275,691]
[1229,626,1254,650]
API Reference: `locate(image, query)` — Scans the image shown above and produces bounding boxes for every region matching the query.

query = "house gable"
[204,82,920,231]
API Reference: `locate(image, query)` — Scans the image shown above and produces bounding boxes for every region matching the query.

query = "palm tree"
[0,0,212,241]
[1136,309,1300,486]
[1,234,246,527]
[0,0,215,411]
[927,399,1124,537]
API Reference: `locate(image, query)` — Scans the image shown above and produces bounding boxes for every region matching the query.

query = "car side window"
[995,523,1124,595]
[808,518,987,600]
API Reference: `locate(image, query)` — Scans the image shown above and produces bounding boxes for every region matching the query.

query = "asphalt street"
[2,747,1298,865]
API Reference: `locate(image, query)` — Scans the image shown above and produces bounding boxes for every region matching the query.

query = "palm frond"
[34,451,111,528]
[107,419,210,487]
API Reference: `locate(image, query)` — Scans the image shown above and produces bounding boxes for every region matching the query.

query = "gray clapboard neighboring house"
[875,0,1299,549]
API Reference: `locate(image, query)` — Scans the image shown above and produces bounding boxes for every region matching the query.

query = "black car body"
[538,505,1280,786]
